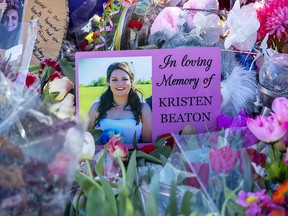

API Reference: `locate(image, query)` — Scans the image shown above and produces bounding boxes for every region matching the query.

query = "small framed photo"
[0,0,26,52]
[76,51,153,148]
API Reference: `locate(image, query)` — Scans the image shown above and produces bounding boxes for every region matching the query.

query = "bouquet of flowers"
[0,61,84,215]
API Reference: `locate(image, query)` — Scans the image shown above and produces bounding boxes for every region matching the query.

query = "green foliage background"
[79,84,152,117]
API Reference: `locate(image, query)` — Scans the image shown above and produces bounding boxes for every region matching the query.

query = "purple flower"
[236,190,273,216]
[241,127,259,148]
[217,109,250,130]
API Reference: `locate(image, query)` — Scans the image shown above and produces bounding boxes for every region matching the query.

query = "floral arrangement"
[27,58,76,120]
[0,68,84,215]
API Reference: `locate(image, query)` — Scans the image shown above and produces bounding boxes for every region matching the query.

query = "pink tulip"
[272,97,288,123]
[210,146,238,174]
[247,113,288,143]
[106,135,128,161]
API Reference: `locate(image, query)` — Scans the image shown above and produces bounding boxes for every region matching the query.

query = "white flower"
[81,132,95,160]
[224,0,260,51]
[44,76,74,101]
[191,12,223,45]
[49,93,75,119]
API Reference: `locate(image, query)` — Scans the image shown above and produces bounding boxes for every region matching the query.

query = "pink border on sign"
[75,47,221,148]
[75,50,153,149]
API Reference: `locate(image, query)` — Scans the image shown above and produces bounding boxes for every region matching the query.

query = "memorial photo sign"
[76,48,221,144]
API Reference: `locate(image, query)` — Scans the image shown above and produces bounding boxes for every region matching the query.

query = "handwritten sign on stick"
[24,0,68,64]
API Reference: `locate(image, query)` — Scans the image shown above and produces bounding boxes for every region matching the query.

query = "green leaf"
[132,131,139,150]
[149,146,172,160]
[40,66,54,89]
[136,150,162,164]
[146,173,159,216]
[126,151,137,186]
[60,58,75,83]
[88,129,103,143]
[155,136,171,148]
[166,181,178,216]
[29,65,41,73]
[99,175,118,215]
[95,148,107,176]
[74,171,102,197]
[86,186,106,216]
[180,191,191,216]
[160,155,168,165]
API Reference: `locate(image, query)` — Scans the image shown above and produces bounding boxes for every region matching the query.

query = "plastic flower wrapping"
[139,126,257,215]
[0,65,84,215]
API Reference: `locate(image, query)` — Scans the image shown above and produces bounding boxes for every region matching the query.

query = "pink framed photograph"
[76,47,221,148]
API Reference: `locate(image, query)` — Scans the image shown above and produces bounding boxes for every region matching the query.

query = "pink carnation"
[256,0,288,41]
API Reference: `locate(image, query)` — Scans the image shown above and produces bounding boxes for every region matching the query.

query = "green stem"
[75,189,83,216]
[85,159,93,178]
[221,179,243,216]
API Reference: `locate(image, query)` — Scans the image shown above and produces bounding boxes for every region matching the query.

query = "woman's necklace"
[112,102,131,111]
[112,102,127,108]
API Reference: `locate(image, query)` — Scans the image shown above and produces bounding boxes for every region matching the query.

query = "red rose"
[128,20,143,31]
[25,72,39,88]
[140,145,156,154]
[49,71,63,81]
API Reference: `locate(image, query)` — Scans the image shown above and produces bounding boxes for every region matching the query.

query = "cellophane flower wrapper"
[0,72,84,215]
[164,127,258,215]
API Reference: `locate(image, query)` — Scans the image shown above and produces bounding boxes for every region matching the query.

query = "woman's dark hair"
[95,62,143,127]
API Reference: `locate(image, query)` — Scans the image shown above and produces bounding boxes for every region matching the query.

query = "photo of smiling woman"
[0,6,20,49]
[88,62,152,144]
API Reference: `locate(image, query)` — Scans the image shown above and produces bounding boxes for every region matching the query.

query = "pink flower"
[210,146,238,174]
[150,7,182,35]
[121,0,137,8]
[186,162,209,189]
[272,97,288,124]
[106,135,128,161]
[247,113,288,143]
[256,1,288,41]
[236,190,273,216]
[266,6,288,39]
[48,151,75,177]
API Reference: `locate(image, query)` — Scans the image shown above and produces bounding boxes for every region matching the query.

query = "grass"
[79,84,152,116]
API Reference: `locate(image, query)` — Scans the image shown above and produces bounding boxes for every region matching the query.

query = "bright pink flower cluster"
[256,0,288,41]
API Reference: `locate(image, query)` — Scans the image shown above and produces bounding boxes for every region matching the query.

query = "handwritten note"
[25,0,68,64]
